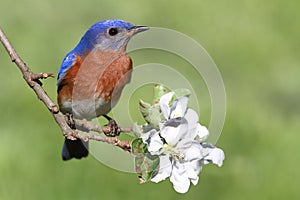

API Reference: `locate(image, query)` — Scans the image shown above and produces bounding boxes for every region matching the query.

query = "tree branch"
[0,27,132,153]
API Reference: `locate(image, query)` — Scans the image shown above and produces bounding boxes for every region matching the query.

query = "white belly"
[61,98,111,120]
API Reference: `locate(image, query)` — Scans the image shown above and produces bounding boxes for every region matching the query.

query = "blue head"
[58,19,148,80]
[74,19,148,55]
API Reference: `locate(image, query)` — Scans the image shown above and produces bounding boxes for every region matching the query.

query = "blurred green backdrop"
[1,0,299,199]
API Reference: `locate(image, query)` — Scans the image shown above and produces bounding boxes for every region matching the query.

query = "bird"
[57,19,149,161]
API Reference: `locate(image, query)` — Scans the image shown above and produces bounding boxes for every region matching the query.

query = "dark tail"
[62,138,89,161]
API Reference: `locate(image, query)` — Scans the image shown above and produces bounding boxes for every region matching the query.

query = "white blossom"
[141,92,225,193]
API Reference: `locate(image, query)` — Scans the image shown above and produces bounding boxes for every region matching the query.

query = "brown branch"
[74,118,132,135]
[0,27,133,153]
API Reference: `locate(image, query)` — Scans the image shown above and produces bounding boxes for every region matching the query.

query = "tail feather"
[62,138,89,161]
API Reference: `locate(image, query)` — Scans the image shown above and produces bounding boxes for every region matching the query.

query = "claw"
[103,115,121,137]
[65,113,75,129]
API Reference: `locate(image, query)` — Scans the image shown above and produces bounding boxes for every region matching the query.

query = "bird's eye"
[108,28,119,36]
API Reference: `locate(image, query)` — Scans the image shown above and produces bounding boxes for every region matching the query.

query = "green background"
[0,0,299,199]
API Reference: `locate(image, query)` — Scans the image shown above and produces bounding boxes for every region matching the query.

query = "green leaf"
[132,122,143,138]
[147,104,161,127]
[139,100,161,127]
[132,138,160,183]
[153,84,169,104]
[167,88,191,106]
[173,88,191,98]
[131,138,147,154]
[135,153,159,183]
[139,99,151,120]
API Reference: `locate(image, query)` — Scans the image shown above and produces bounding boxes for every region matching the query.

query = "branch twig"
[0,27,132,153]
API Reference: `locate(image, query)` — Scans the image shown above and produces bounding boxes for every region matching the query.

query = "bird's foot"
[65,113,75,129]
[103,115,121,137]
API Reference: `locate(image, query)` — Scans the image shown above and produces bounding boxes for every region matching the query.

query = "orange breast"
[57,56,82,109]
[57,49,132,116]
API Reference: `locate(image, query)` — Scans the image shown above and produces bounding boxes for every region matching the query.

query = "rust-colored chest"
[57,50,132,113]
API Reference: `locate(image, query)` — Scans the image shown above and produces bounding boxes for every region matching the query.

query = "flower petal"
[169,97,189,119]
[186,160,202,185]
[196,124,209,142]
[183,141,204,161]
[161,120,188,145]
[151,155,172,183]
[140,129,156,144]
[170,161,191,193]
[185,109,199,127]
[141,129,163,155]
[182,109,201,141]
[205,147,225,167]
[159,92,174,120]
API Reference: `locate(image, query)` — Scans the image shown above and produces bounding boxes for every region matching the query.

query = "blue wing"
[57,51,77,82]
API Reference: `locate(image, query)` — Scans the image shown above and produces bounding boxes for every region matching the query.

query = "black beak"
[129,26,149,35]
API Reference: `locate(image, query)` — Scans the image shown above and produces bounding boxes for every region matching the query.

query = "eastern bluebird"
[57,19,148,160]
